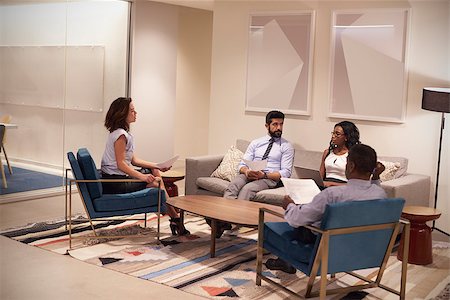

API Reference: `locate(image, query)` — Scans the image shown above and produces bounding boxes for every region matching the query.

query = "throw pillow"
[211,146,244,181]
[378,160,401,182]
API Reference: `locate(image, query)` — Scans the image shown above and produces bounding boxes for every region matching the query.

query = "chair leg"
[400,222,410,300]
[2,145,12,174]
[256,209,265,286]
[0,155,7,188]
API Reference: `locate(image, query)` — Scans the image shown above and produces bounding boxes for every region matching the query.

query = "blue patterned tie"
[262,138,274,160]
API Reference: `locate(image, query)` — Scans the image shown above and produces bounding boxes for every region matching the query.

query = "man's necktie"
[262,138,274,160]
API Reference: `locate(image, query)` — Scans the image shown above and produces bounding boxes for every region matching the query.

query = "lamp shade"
[422,87,450,113]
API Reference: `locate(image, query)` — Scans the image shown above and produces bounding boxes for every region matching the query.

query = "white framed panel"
[246,11,315,116]
[329,9,409,123]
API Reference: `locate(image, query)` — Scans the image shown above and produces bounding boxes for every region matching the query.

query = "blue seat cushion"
[264,222,317,272]
[92,188,164,212]
[77,148,103,199]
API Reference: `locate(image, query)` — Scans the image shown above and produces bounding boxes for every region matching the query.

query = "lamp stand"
[432,112,449,237]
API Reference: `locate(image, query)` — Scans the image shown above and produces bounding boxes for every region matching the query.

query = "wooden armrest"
[259,207,284,219]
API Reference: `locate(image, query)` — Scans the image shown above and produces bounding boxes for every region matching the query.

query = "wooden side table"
[162,170,185,197]
[397,205,441,265]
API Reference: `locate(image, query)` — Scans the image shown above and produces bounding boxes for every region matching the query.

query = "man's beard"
[270,130,282,138]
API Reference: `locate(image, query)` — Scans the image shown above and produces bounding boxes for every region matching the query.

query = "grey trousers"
[224,173,278,200]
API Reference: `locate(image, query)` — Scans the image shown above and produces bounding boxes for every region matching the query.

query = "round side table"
[397,206,441,265]
[162,170,185,197]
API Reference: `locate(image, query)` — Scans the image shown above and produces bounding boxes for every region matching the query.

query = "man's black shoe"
[265,258,296,274]
[215,222,232,238]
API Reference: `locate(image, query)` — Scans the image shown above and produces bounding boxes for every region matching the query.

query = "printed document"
[243,159,267,171]
[281,178,321,204]
[156,155,179,169]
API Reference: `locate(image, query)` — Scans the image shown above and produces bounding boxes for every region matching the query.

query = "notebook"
[294,167,324,187]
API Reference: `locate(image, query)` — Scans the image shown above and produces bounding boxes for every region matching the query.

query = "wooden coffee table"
[166,195,285,257]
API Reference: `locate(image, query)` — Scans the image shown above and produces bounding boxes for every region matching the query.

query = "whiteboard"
[0,45,104,112]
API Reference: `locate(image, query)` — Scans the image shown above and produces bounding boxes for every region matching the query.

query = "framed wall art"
[246,11,315,116]
[329,9,409,123]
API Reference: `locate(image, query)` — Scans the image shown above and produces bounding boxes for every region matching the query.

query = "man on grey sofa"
[225,110,294,200]
[212,111,294,238]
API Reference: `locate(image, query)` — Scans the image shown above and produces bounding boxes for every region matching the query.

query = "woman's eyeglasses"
[331,131,344,137]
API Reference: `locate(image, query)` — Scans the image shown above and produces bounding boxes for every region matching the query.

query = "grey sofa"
[185,139,431,207]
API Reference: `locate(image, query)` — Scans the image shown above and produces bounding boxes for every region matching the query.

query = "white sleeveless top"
[324,151,348,182]
[101,128,134,176]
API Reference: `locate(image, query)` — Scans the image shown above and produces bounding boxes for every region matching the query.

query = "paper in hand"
[281,178,321,204]
[243,159,267,171]
[156,155,179,169]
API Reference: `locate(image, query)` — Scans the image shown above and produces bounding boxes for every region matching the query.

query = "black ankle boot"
[169,218,190,236]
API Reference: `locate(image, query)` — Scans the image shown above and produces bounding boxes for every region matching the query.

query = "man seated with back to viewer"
[265,143,386,274]
[212,110,294,238]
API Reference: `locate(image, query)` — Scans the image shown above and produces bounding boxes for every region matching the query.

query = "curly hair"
[328,121,361,154]
[104,97,132,133]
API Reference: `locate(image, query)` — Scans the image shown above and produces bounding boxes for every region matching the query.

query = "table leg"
[210,219,217,258]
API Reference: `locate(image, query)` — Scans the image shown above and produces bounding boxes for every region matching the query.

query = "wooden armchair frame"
[256,206,410,299]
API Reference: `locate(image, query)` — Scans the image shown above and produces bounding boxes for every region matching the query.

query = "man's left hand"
[282,195,295,210]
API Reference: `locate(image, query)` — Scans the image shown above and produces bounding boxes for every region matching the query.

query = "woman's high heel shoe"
[169,218,190,236]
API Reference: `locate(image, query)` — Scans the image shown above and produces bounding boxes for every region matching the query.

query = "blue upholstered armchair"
[66,148,167,249]
[256,198,410,299]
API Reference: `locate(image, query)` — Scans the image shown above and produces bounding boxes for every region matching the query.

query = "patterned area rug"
[2,214,449,300]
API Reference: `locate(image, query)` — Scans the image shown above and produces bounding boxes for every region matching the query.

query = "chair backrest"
[67,151,96,215]
[311,198,405,274]
[76,148,103,199]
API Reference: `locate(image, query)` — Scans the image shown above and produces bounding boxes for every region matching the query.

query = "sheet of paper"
[281,178,321,204]
[243,159,267,171]
[156,155,179,169]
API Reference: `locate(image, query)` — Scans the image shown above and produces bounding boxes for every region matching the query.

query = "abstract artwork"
[329,9,409,122]
[246,12,315,115]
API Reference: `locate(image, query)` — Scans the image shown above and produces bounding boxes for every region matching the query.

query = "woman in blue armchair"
[100,97,189,236]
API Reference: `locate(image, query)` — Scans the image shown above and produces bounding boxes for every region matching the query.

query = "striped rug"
[1,213,449,299]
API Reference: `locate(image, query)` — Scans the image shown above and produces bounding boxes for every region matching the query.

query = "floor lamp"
[422,87,450,237]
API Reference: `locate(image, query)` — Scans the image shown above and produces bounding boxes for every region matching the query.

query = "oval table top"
[167,195,285,226]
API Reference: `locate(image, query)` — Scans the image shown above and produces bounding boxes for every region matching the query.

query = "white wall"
[130,1,178,162]
[208,1,449,230]
[175,7,213,158]
[130,1,213,163]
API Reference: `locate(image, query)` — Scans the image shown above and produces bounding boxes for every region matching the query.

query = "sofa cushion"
[196,177,229,195]
[379,160,401,182]
[254,187,286,206]
[211,145,244,181]
[378,156,408,179]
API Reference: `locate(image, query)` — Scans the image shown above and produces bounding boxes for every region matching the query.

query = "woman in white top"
[319,121,360,188]
[101,97,189,236]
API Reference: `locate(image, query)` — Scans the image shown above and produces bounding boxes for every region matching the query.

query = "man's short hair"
[266,110,285,124]
[348,144,377,174]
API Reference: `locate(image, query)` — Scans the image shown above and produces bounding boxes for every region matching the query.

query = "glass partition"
[0,0,130,201]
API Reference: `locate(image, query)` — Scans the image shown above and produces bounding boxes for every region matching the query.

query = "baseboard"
[0,186,71,204]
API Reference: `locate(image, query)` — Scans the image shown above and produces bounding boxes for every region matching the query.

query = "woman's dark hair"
[266,110,285,125]
[104,97,132,132]
[328,120,361,153]
[348,144,377,174]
